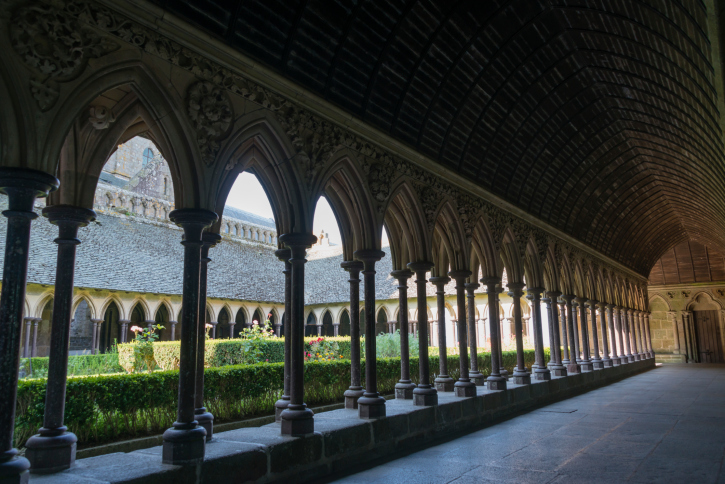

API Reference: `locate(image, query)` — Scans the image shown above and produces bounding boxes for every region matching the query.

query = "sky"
[225,173,388,247]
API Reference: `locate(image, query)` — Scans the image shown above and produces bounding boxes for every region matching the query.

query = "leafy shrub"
[376,331,419,358]
[20,353,123,378]
[14,349,537,448]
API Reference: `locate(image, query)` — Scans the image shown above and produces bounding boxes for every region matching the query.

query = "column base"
[0,450,29,484]
[533,368,552,381]
[633,354,641,361]
[512,370,531,385]
[551,366,568,377]
[358,395,386,419]
[566,363,581,374]
[612,358,621,366]
[413,386,438,406]
[162,425,206,465]
[434,376,455,392]
[627,355,635,363]
[281,405,315,436]
[195,409,214,441]
[602,359,613,368]
[274,397,290,422]
[454,380,477,397]
[592,359,604,370]
[344,387,364,409]
[486,376,507,391]
[395,381,417,400]
[470,371,486,386]
[580,362,594,372]
[500,368,509,380]
[25,429,77,473]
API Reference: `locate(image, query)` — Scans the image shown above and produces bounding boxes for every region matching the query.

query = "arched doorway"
[687,294,724,363]
[321,310,334,336]
[70,299,93,354]
[129,303,146,342]
[155,304,170,341]
[99,302,120,353]
[305,313,317,337]
[217,307,232,339]
[376,308,388,335]
[234,308,246,337]
[339,309,350,336]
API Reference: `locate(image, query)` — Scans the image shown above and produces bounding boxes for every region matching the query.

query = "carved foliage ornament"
[456,195,481,243]
[88,105,115,129]
[187,81,233,165]
[10,0,118,110]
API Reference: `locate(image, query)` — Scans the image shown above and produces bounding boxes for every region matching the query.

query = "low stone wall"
[32,359,655,484]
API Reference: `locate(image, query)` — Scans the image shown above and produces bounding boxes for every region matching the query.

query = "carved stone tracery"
[186,81,233,165]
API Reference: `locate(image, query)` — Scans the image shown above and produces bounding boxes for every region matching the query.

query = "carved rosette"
[88,105,115,129]
[187,81,233,165]
[10,0,118,110]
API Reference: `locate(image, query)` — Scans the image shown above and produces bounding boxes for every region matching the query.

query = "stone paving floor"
[329,364,725,484]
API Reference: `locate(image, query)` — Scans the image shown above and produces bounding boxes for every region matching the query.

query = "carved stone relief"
[186,81,233,165]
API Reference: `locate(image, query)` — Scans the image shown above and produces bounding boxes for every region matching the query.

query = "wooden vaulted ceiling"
[648,240,725,286]
[150,0,725,275]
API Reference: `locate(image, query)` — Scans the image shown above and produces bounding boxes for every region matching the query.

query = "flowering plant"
[130,323,164,373]
[239,317,275,363]
[205,323,213,339]
[304,337,343,362]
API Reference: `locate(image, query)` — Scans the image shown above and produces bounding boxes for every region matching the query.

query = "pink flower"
[252,320,259,325]
[205,323,212,329]
[130,326,142,333]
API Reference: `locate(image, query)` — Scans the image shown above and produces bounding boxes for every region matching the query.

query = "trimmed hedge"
[14,349,536,447]
[20,354,124,377]
[117,336,357,372]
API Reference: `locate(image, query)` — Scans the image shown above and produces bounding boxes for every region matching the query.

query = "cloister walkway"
[330,365,725,484]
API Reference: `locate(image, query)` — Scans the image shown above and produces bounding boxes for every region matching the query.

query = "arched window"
[142,147,153,167]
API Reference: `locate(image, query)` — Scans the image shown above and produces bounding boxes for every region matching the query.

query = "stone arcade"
[0,1,723,483]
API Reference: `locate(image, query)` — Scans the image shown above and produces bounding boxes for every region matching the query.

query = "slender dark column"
[274,249,292,420]
[527,288,550,380]
[544,296,556,369]
[449,270,476,397]
[23,318,32,358]
[408,262,437,406]
[606,304,620,366]
[508,283,530,385]
[570,298,582,363]
[429,276,454,392]
[646,313,655,358]
[342,261,364,409]
[92,319,103,354]
[629,309,640,361]
[391,269,416,399]
[546,292,566,376]
[496,286,509,380]
[31,320,39,357]
[558,300,570,365]
[194,232,220,441]
[169,321,177,341]
[465,282,484,386]
[355,249,386,419]
[25,206,94,474]
[482,278,506,390]
[0,168,58,483]
[279,234,317,435]
[597,302,612,368]
[562,295,580,374]
[162,209,217,465]
[621,308,633,363]
[586,300,602,369]
[576,298,593,372]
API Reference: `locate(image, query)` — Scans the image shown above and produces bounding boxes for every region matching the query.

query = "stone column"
[25,205,94,474]
[391,270,416,399]
[465,283,484,386]
[563,296,580,374]
[279,234,317,434]
[632,311,641,360]
[355,249,386,419]
[31,320,40,358]
[597,303,612,368]
[316,324,322,336]
[23,318,32,358]
[621,308,633,363]
[545,292,566,376]
[450,270,476,397]
[543,296,556,369]
[569,297,581,363]
[646,313,655,358]
[169,321,178,341]
[228,321,236,338]
[496,286,509,380]
[274,249,292,420]
[483,278,506,390]
[162,209,217,465]
[527,288,550,380]
[615,307,627,364]
[91,319,104,354]
[628,309,640,361]
[682,311,695,362]
[606,305,619,366]
[342,261,364,409]
[119,320,130,343]
[508,283,530,385]
[576,298,593,372]
[0,170,56,482]
[558,299,571,365]
[90,319,98,356]
[408,262,437,406]
[586,300,603,369]
[430,276,454,392]
[668,311,680,355]
[194,232,220,441]
[638,311,647,359]
[333,323,339,337]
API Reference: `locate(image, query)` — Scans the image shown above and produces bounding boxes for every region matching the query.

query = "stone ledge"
[30,359,655,484]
